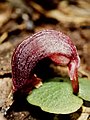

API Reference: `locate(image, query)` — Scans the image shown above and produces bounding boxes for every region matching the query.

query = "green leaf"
[45,77,70,83]
[47,77,90,102]
[27,80,83,114]
[78,78,90,101]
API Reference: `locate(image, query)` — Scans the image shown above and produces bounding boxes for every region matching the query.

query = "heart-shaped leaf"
[78,78,90,101]
[47,77,90,102]
[27,80,83,114]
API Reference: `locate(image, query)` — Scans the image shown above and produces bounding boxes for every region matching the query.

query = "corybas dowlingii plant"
[11,30,80,94]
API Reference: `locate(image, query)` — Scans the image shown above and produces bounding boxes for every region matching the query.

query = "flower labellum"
[11,30,80,94]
